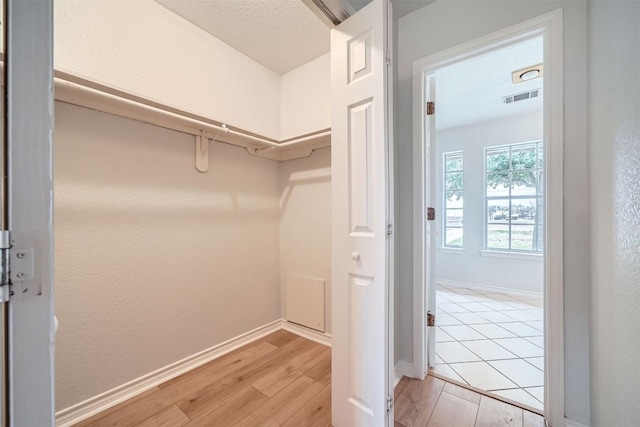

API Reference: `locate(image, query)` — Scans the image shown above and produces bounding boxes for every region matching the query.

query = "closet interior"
[54,0,333,424]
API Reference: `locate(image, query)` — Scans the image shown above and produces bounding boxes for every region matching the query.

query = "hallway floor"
[433,284,544,411]
[395,375,545,427]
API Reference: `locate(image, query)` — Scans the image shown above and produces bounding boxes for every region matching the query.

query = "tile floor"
[431,284,544,411]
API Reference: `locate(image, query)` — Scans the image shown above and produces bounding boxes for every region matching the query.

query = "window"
[485,141,543,252]
[443,151,464,248]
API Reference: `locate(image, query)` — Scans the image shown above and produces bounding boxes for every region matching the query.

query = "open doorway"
[429,37,545,412]
[411,12,566,422]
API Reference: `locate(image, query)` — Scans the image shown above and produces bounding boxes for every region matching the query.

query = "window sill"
[480,250,543,261]
[439,248,467,254]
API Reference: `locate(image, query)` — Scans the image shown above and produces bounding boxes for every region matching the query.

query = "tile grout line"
[435,285,545,410]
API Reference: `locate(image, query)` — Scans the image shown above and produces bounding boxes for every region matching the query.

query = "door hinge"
[426,101,435,116]
[427,311,435,327]
[0,231,37,301]
[427,207,436,221]
[385,49,391,66]
[386,222,393,239]
[0,231,11,302]
[387,395,393,412]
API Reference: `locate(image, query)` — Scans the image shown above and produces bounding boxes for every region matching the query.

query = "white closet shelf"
[54,71,331,167]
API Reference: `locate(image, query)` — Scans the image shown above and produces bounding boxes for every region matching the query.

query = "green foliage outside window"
[485,141,544,252]
[486,146,540,188]
[444,155,463,201]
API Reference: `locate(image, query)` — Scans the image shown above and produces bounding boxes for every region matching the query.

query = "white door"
[425,76,437,369]
[331,1,392,426]
[4,0,56,425]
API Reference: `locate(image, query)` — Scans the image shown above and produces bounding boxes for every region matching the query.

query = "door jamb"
[385,0,396,424]
[6,0,56,424]
[411,9,564,427]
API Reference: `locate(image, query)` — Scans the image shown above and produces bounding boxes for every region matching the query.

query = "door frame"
[6,0,56,425]
[384,0,395,424]
[411,9,564,427]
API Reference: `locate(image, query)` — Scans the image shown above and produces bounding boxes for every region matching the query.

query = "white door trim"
[6,0,56,425]
[411,9,564,427]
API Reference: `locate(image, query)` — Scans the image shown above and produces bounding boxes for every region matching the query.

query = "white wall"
[54,103,282,410]
[279,148,332,333]
[54,0,282,139]
[280,54,332,139]
[588,1,640,425]
[436,113,544,294]
[397,2,589,424]
[279,56,332,333]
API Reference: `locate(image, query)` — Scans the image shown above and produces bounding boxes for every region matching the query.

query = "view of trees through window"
[485,141,544,252]
[443,151,463,247]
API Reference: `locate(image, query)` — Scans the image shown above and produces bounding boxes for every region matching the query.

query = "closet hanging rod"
[255,130,332,153]
[54,76,278,149]
[199,124,229,157]
[53,72,331,161]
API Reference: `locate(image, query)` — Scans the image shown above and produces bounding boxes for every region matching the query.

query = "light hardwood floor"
[395,375,545,427]
[74,330,544,427]
[74,330,331,427]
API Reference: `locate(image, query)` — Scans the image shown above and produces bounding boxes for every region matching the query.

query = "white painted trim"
[437,279,543,299]
[7,1,56,425]
[565,418,589,427]
[411,9,564,427]
[438,248,467,255]
[55,319,283,427]
[480,250,544,261]
[393,361,414,388]
[54,71,331,162]
[541,10,565,427]
[280,320,333,347]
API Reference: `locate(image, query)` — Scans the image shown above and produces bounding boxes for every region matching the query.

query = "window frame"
[484,140,544,254]
[442,150,464,249]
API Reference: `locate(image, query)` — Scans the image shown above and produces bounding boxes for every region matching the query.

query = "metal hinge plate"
[386,222,393,239]
[387,395,393,412]
[385,49,391,66]
[11,248,34,283]
[0,231,11,302]
[0,230,38,301]
[427,311,435,327]
[426,101,435,116]
[427,207,436,221]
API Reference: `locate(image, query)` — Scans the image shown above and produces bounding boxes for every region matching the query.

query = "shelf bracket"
[195,133,208,172]
[195,124,228,173]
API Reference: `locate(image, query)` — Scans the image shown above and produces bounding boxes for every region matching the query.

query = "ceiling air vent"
[503,89,541,104]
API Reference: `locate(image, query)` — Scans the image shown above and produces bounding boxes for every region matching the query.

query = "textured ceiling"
[154,0,330,75]
[436,37,544,130]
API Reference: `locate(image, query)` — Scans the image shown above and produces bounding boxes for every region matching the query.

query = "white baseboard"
[281,320,332,347]
[437,279,543,299]
[393,361,413,387]
[565,418,589,427]
[55,319,283,427]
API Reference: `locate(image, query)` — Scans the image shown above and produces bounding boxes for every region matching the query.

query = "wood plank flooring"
[74,330,331,427]
[75,330,545,427]
[394,375,546,427]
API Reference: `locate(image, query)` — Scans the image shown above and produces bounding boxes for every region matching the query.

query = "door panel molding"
[331,1,392,425]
